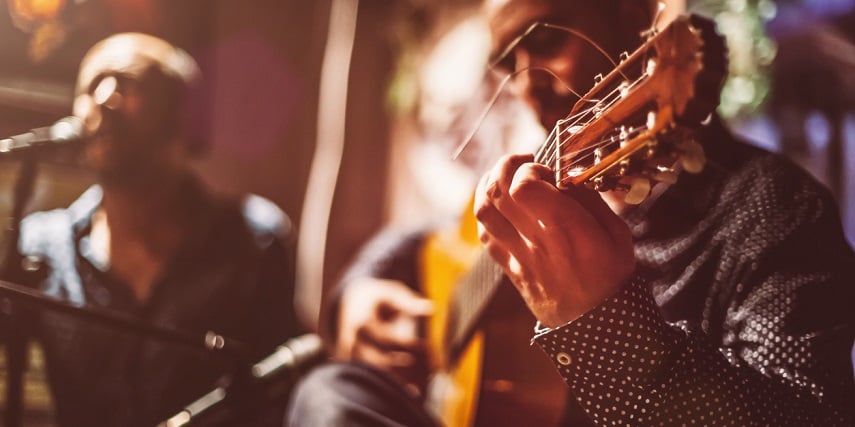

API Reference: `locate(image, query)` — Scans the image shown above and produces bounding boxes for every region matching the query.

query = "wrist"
[533,272,638,329]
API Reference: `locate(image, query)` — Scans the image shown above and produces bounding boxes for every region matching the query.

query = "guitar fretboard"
[444,251,505,364]
[443,132,555,364]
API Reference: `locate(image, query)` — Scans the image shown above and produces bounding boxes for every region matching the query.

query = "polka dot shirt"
[535,123,855,426]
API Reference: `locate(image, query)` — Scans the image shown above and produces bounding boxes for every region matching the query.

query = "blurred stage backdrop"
[0,0,853,424]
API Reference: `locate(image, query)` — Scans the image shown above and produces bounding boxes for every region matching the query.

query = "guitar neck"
[444,251,505,365]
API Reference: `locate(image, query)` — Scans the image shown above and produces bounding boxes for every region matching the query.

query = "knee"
[285,362,369,426]
[286,362,437,427]
[288,363,344,408]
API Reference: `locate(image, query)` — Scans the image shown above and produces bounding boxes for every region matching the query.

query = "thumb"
[379,280,434,318]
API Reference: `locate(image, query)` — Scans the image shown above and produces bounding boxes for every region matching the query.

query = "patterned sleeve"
[534,275,854,426]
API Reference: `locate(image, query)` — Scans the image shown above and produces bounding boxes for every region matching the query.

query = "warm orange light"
[10,0,65,22]
[7,0,68,61]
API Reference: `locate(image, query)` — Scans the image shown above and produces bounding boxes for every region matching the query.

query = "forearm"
[534,278,854,426]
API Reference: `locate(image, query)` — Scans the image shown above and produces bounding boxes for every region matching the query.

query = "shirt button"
[556,352,571,366]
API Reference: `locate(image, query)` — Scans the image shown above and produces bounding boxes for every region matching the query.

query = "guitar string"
[546,1,698,176]
[536,29,655,165]
[554,125,651,171]
[457,64,631,163]
[448,10,662,348]
[459,28,653,171]
[547,66,662,175]
[540,57,655,168]
[537,81,644,169]
[541,122,652,181]
[534,89,621,164]
[489,21,629,82]
[451,251,503,352]
[545,69,649,159]
[452,67,593,161]
[454,17,635,161]
[459,3,660,167]
[538,79,635,162]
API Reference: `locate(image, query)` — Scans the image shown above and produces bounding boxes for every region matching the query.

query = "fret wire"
[447,251,504,354]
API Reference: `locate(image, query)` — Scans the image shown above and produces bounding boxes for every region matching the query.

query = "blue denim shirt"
[18,182,300,427]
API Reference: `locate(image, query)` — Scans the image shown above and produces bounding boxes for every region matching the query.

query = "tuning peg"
[646,111,657,130]
[619,81,630,98]
[645,58,657,76]
[648,165,678,184]
[619,126,629,141]
[679,139,706,174]
[622,178,651,205]
[594,147,603,165]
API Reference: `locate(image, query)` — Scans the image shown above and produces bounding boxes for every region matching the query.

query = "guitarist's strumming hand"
[474,154,636,328]
[335,277,434,394]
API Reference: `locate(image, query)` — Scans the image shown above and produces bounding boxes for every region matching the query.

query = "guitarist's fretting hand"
[335,277,435,394]
[474,154,636,328]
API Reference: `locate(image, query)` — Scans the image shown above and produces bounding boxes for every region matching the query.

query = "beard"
[91,134,184,194]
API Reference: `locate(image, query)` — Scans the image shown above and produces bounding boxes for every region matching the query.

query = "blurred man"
[288,0,855,426]
[16,33,300,426]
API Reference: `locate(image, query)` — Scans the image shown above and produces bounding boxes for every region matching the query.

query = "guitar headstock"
[539,15,727,204]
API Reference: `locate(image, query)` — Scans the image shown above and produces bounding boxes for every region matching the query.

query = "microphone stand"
[0,155,38,427]
[0,278,252,365]
[1,117,90,426]
[0,275,257,425]
[158,334,325,427]
[0,271,255,427]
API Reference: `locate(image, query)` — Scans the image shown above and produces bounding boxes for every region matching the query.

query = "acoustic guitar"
[419,14,728,427]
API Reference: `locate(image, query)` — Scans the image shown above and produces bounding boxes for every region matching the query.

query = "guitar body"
[420,205,567,427]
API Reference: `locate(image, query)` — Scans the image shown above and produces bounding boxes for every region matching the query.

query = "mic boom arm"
[0,116,84,159]
[158,334,325,427]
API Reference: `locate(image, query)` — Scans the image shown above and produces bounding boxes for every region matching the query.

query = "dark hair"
[488,0,660,59]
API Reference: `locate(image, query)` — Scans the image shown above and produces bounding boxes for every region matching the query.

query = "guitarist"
[288,0,855,426]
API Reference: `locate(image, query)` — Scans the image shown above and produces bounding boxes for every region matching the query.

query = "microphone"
[251,333,324,379]
[159,334,325,427]
[0,117,85,158]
